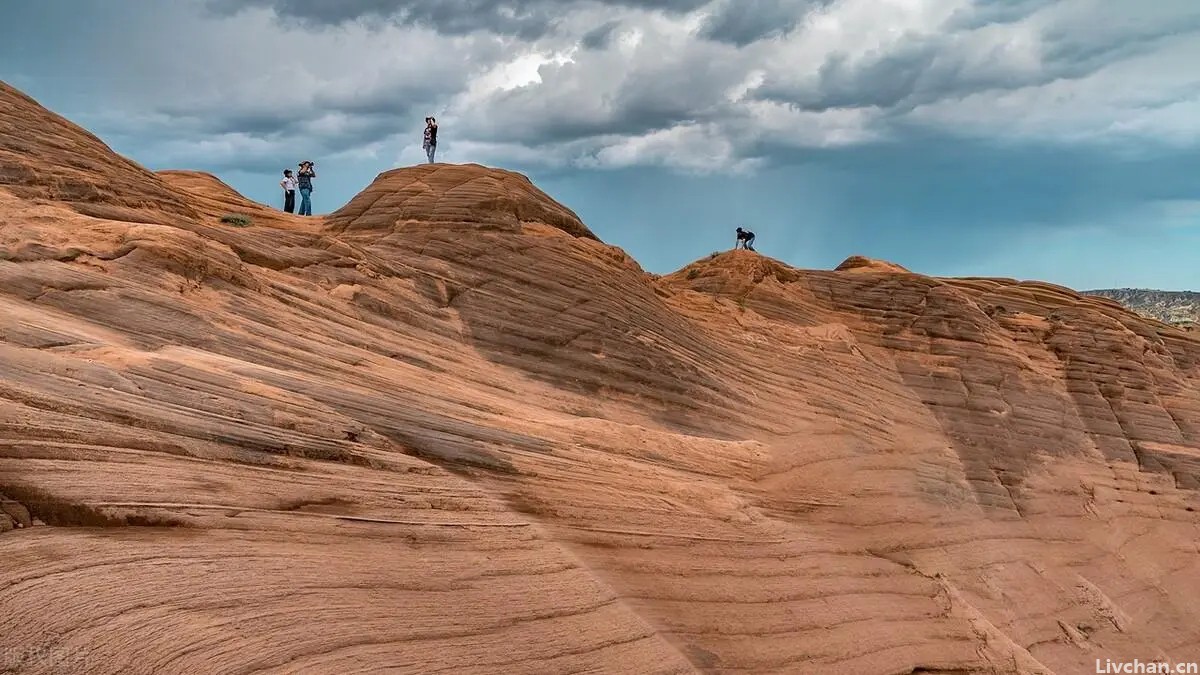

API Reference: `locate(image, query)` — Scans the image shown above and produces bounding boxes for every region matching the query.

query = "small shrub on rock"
[220,214,252,227]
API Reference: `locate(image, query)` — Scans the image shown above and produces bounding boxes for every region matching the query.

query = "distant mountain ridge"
[1085,288,1200,326]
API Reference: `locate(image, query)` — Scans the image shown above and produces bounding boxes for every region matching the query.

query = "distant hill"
[1085,288,1200,326]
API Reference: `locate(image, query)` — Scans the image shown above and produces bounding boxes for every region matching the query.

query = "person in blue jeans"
[423,117,438,163]
[296,161,316,215]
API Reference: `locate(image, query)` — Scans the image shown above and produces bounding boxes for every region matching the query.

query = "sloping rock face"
[834,254,912,273]
[158,170,317,233]
[2,83,1199,675]
[0,82,196,224]
[325,163,596,239]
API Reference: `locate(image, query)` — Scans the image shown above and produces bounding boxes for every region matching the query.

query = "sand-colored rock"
[0,84,196,225]
[834,254,912,273]
[325,164,596,240]
[2,80,1199,674]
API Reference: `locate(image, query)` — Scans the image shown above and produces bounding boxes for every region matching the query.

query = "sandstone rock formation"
[2,80,1199,674]
[833,254,911,274]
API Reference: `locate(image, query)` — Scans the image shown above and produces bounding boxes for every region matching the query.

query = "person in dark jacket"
[296,161,316,216]
[735,227,756,251]
[423,117,438,163]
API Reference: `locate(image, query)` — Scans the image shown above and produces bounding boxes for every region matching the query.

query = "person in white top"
[280,169,297,213]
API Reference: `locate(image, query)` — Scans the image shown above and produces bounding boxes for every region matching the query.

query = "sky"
[3,0,1200,290]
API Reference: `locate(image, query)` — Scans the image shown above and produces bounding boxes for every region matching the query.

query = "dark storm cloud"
[1039,9,1200,72]
[9,0,1198,183]
[208,0,712,37]
[699,0,824,46]
[133,22,491,155]
[581,21,621,49]
[157,110,403,150]
[129,105,422,173]
[154,80,444,139]
[100,113,401,174]
[753,38,1029,113]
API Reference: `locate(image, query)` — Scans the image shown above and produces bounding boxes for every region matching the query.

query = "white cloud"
[462,50,578,103]
[588,123,764,172]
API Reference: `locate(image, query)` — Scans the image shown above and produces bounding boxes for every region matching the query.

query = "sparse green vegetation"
[686,268,701,280]
[1086,288,1200,326]
[220,213,252,227]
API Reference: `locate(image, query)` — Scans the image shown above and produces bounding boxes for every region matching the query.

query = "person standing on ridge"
[423,116,438,163]
[296,161,315,216]
[280,169,297,214]
[735,227,756,251]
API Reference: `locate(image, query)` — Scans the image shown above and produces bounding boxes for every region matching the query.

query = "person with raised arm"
[296,161,316,216]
